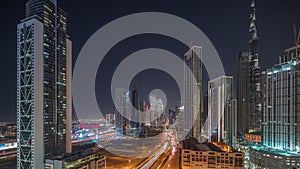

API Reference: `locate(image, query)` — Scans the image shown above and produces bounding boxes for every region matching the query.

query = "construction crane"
[293,24,300,58]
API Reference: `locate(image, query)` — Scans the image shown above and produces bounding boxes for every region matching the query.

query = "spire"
[249,0,258,41]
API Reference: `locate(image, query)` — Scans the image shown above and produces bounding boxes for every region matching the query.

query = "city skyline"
[2,0,300,121]
[1,0,300,168]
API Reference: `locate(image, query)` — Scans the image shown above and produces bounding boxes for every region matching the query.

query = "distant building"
[184,46,202,141]
[228,98,238,147]
[130,85,139,130]
[208,76,233,144]
[236,51,250,135]
[115,88,127,136]
[201,92,208,128]
[248,0,262,134]
[236,0,262,136]
[181,138,244,169]
[45,150,106,169]
[149,94,164,127]
[176,106,185,141]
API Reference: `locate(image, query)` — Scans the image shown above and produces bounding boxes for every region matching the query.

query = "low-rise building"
[181,138,244,169]
[45,150,106,169]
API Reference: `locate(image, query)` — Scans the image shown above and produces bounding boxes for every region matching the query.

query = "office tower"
[248,0,262,133]
[140,99,146,123]
[184,46,202,141]
[176,106,185,141]
[139,100,146,136]
[115,88,127,136]
[169,109,175,124]
[202,92,208,128]
[130,85,139,129]
[228,99,237,146]
[208,76,233,143]
[17,0,72,168]
[149,94,164,127]
[236,51,250,135]
[262,46,300,151]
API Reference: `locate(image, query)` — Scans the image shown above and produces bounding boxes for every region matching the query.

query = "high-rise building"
[17,0,72,168]
[236,51,250,135]
[184,46,202,141]
[262,47,300,151]
[149,94,164,128]
[237,0,262,136]
[130,85,139,129]
[248,0,262,134]
[228,98,238,147]
[208,76,233,143]
[115,88,127,136]
[139,99,146,136]
[202,92,208,128]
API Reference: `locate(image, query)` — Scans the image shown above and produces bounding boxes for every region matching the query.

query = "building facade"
[248,0,262,134]
[236,0,262,136]
[181,138,244,169]
[228,99,238,147]
[262,47,300,152]
[45,150,106,169]
[17,0,72,168]
[184,46,202,141]
[250,146,300,169]
[115,88,127,136]
[208,76,233,144]
[236,51,250,135]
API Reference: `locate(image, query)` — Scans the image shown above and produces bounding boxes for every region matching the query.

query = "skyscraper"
[228,98,238,147]
[184,46,202,141]
[237,51,250,135]
[248,0,262,134]
[237,0,261,136]
[17,0,72,168]
[115,88,127,136]
[130,84,139,130]
[262,46,300,151]
[208,76,233,143]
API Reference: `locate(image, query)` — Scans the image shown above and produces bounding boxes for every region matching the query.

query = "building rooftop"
[251,145,300,157]
[182,138,238,153]
[48,150,101,162]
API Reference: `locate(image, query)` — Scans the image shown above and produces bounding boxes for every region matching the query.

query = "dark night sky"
[1,0,300,122]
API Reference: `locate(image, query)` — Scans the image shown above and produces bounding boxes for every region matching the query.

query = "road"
[160,146,180,169]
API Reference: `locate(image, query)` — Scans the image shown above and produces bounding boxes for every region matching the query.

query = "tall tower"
[184,46,202,141]
[262,47,300,151]
[248,0,262,133]
[208,76,232,143]
[130,84,139,129]
[17,0,72,168]
[115,88,127,136]
[237,51,250,135]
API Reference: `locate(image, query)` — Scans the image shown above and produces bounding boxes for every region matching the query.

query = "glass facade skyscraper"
[17,0,72,168]
[208,76,233,143]
[248,0,262,134]
[237,0,262,136]
[184,46,202,141]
